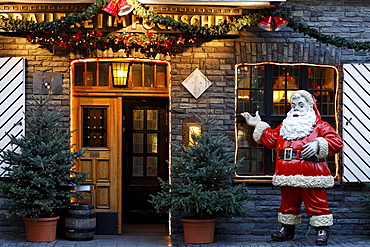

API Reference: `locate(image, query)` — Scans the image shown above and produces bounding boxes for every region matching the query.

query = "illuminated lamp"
[258,15,274,31]
[112,62,129,86]
[273,16,289,31]
[102,0,118,16]
[117,0,134,16]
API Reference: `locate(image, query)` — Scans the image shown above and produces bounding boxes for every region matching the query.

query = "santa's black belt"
[277,149,326,162]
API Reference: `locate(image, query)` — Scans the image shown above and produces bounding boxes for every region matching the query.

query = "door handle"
[13,122,22,127]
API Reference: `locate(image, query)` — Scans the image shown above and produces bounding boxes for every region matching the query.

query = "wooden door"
[71,96,122,233]
[122,99,169,225]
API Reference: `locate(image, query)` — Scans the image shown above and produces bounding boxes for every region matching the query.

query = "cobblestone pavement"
[1,234,370,247]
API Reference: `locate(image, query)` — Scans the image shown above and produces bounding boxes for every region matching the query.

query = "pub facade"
[1,0,370,237]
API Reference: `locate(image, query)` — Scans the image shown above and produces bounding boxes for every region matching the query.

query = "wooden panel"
[80,159,94,183]
[96,186,110,209]
[343,64,370,182]
[96,159,110,182]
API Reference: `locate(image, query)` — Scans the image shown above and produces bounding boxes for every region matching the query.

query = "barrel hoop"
[65,228,95,233]
[66,214,96,219]
[68,204,94,210]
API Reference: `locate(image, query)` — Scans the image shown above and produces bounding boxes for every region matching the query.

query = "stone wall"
[1,0,370,237]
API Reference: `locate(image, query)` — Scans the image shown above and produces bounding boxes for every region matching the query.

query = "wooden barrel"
[65,204,96,241]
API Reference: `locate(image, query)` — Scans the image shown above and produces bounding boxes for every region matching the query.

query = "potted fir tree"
[0,94,88,242]
[149,115,249,244]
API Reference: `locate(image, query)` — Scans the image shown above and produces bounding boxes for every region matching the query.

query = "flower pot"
[180,218,217,244]
[23,216,59,242]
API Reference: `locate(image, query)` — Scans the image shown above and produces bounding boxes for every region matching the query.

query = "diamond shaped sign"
[181,68,212,99]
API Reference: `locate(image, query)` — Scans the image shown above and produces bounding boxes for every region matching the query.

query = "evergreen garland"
[0,0,370,51]
[280,12,370,52]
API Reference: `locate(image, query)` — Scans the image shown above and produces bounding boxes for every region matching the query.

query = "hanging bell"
[258,15,273,31]
[117,0,133,16]
[102,0,118,16]
[273,16,289,31]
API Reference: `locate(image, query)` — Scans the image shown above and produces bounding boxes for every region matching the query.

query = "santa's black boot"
[271,224,295,241]
[315,226,331,246]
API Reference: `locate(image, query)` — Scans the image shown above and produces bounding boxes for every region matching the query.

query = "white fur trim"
[272,175,334,188]
[278,212,301,225]
[315,137,328,159]
[253,121,270,144]
[310,214,333,227]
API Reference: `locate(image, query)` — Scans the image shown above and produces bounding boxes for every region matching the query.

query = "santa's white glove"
[241,111,261,127]
[301,141,319,159]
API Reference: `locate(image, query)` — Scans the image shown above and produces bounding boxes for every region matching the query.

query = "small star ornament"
[181,68,212,99]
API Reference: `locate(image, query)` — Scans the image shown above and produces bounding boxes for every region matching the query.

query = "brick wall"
[1,0,370,237]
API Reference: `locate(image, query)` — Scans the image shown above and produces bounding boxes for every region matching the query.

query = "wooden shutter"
[0,57,25,176]
[342,64,370,182]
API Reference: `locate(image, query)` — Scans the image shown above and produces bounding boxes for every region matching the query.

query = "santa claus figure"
[241,90,343,246]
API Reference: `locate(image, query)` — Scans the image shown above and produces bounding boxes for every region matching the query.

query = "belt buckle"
[284,148,293,161]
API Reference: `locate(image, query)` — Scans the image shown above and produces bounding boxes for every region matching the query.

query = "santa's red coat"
[255,120,343,188]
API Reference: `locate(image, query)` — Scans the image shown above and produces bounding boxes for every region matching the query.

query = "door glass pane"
[86,62,97,86]
[237,122,251,148]
[237,65,251,88]
[273,65,299,89]
[144,64,154,87]
[82,108,107,147]
[156,64,167,87]
[133,110,144,130]
[236,148,264,174]
[132,63,142,87]
[99,62,109,86]
[133,133,144,153]
[237,89,264,114]
[252,65,265,88]
[147,133,158,153]
[147,110,158,130]
[237,89,250,113]
[308,67,335,116]
[74,63,84,86]
[132,157,143,177]
[147,157,157,177]
[273,90,294,115]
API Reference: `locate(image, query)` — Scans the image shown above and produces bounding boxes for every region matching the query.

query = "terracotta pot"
[180,218,217,244]
[23,216,59,242]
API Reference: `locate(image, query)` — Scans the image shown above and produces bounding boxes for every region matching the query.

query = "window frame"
[235,62,340,181]
[71,58,170,91]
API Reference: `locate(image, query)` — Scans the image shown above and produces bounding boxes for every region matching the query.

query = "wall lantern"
[182,120,201,146]
[112,62,129,86]
[258,15,288,31]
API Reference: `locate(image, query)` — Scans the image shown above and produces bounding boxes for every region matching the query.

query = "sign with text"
[0,3,243,33]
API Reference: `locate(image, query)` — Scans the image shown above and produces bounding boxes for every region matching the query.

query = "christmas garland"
[1,0,370,51]
[280,12,370,52]
[27,30,197,51]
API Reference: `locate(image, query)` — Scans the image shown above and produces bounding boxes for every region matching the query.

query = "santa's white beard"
[280,108,317,140]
